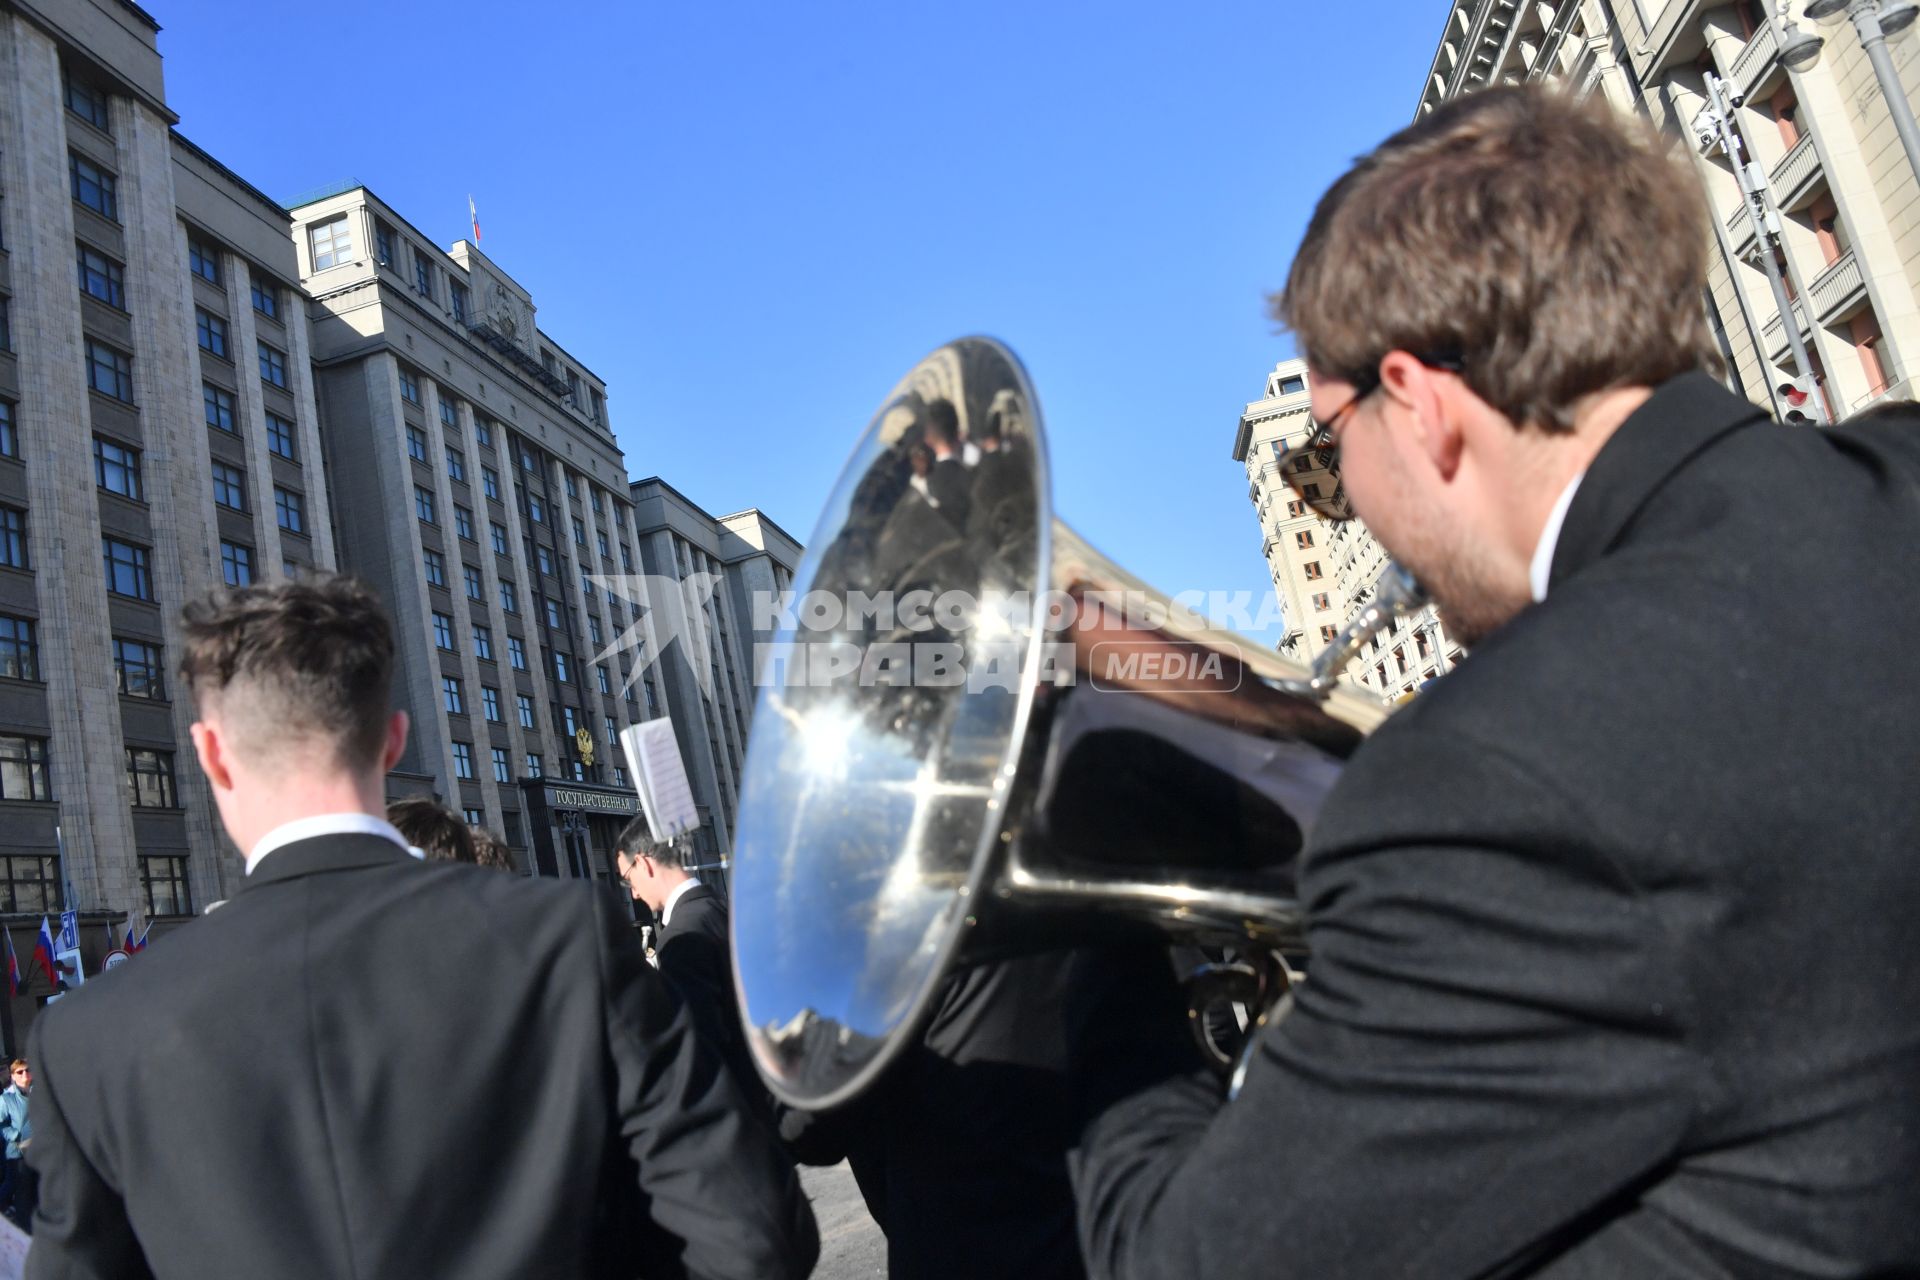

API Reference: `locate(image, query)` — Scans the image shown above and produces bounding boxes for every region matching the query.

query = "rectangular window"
[464,807,484,828]
[1311,592,1330,612]
[196,309,229,358]
[590,388,604,424]
[442,675,465,715]
[508,636,527,671]
[0,400,13,458]
[93,436,142,500]
[0,507,25,571]
[481,686,501,722]
[204,384,236,433]
[76,243,125,308]
[86,339,134,402]
[620,544,633,571]
[211,461,247,510]
[433,612,456,651]
[491,747,511,783]
[415,485,436,524]
[64,73,110,129]
[572,517,587,547]
[251,272,279,319]
[258,342,288,388]
[482,467,501,501]
[580,571,594,602]
[126,748,177,809]
[552,651,571,684]
[1320,624,1339,644]
[414,250,434,298]
[536,546,555,577]
[187,235,220,284]
[309,217,352,271]
[612,766,627,789]
[439,398,458,430]
[597,530,610,559]
[266,413,297,459]
[499,580,518,613]
[567,370,581,406]
[408,426,428,463]
[103,537,151,599]
[275,487,306,534]
[490,522,508,555]
[1294,529,1314,550]
[543,597,562,630]
[464,564,484,601]
[517,694,535,728]
[0,737,53,802]
[423,549,446,588]
[596,664,612,695]
[0,615,39,682]
[563,472,579,500]
[113,637,164,699]
[447,447,466,483]
[141,855,191,917]
[400,369,420,405]
[1303,561,1323,581]
[525,493,545,525]
[525,753,543,779]
[474,417,493,448]
[605,715,618,747]
[375,220,396,268]
[69,152,118,220]
[1286,499,1306,518]
[450,281,468,323]
[588,615,603,646]
[455,505,475,541]
[220,541,254,587]
[0,855,60,914]
[451,741,474,780]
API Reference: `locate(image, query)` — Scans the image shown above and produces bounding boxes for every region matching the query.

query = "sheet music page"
[619,719,699,843]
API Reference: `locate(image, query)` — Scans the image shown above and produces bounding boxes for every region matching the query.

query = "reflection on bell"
[730,338,1401,1112]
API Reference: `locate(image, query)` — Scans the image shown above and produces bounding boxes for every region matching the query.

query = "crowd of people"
[7,81,1917,1279]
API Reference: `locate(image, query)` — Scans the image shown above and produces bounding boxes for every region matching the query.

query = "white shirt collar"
[661,876,701,926]
[1529,471,1586,604]
[246,813,414,875]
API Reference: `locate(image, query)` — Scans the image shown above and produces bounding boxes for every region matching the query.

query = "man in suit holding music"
[25,576,816,1279]
[1071,84,1920,1277]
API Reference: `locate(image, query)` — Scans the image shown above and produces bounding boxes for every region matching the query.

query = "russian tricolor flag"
[32,916,58,989]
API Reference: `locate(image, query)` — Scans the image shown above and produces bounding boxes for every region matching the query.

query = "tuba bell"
[729,338,1424,1111]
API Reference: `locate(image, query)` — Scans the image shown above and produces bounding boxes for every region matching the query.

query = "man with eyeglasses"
[1070,84,1920,1277]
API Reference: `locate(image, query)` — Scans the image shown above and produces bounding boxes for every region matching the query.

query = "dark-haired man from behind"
[1072,84,1920,1277]
[25,576,817,1279]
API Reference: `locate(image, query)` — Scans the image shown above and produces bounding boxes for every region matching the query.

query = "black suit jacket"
[1072,375,1920,1277]
[26,835,817,1280]
[653,885,769,1126]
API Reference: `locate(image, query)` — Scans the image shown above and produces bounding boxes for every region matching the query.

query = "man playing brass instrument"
[1071,84,1920,1277]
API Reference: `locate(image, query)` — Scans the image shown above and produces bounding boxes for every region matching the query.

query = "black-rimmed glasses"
[1277,355,1464,523]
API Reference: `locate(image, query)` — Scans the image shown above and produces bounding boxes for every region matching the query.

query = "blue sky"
[155,1,1441,645]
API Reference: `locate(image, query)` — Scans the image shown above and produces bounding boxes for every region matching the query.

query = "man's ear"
[190,720,232,792]
[1377,351,1465,480]
[381,710,409,772]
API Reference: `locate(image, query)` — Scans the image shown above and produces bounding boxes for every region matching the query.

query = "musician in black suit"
[25,577,816,1280]
[1071,85,1920,1277]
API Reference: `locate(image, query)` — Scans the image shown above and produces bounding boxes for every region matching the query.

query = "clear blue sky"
[156,1,1441,645]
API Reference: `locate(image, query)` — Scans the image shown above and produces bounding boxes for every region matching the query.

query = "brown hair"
[387,798,478,865]
[180,575,395,774]
[469,829,515,872]
[1278,83,1722,432]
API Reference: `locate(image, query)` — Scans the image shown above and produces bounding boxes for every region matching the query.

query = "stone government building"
[0,0,797,1050]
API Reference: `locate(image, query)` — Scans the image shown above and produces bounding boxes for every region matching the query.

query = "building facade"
[0,0,336,1030]
[1232,359,1463,697]
[629,479,801,881]
[287,184,666,884]
[1419,0,1920,422]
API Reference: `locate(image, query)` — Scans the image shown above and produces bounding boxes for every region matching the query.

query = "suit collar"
[1549,372,1769,591]
[241,833,418,892]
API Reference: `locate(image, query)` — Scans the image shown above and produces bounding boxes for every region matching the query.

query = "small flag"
[3,927,18,998]
[469,194,482,245]
[123,911,138,953]
[32,917,58,990]
[132,922,149,953]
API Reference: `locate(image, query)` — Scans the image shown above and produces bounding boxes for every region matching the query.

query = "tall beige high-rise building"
[1233,359,1463,697]
[1420,0,1920,421]
[0,0,335,1018]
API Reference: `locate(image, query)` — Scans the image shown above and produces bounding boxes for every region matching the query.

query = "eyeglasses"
[1278,354,1465,523]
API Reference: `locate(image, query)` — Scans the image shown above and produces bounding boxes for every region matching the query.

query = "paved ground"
[800,1161,887,1278]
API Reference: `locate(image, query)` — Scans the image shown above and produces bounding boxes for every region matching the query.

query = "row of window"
[204,384,299,458]
[0,851,190,920]
[0,734,179,809]
[82,336,289,407]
